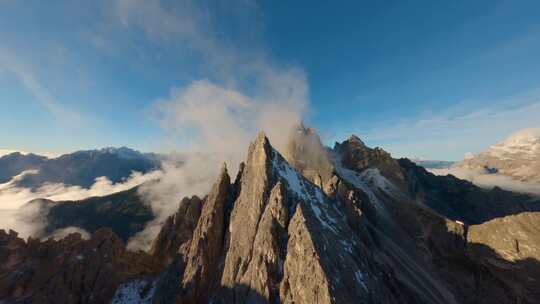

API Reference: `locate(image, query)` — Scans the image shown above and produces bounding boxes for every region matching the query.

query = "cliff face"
[150,195,203,266]
[1,132,540,304]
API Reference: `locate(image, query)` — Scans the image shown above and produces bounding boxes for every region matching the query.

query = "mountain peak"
[98,146,145,159]
[483,128,540,160]
[219,162,228,174]
[254,131,269,145]
[505,127,540,141]
[0,150,29,158]
[451,127,540,185]
[347,134,365,145]
[248,131,272,163]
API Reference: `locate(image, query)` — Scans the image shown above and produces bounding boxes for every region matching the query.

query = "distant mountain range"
[0,147,161,188]
[0,149,30,157]
[0,152,48,184]
[411,159,455,169]
[453,128,540,183]
[424,128,540,195]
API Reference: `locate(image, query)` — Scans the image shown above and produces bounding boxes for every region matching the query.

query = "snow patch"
[486,128,540,159]
[271,149,340,234]
[111,279,156,304]
[354,270,368,290]
[0,150,29,157]
[331,152,403,210]
[100,147,146,160]
[340,239,354,253]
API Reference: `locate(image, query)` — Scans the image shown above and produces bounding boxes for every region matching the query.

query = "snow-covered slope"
[0,150,29,157]
[452,128,540,184]
[485,128,540,161]
[429,128,540,194]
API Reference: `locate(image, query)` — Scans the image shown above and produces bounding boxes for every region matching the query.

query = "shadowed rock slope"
[39,186,154,242]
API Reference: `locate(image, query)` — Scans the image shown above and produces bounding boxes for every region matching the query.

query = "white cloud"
[363,93,540,160]
[0,149,29,157]
[0,170,161,210]
[430,167,540,195]
[0,169,162,239]
[49,226,91,241]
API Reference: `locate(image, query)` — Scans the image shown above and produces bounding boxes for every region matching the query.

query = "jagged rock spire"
[180,163,232,303]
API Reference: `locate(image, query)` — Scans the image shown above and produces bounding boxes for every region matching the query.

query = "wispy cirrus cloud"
[0,48,83,125]
[363,91,540,160]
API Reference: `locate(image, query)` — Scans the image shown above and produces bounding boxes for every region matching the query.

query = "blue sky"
[1,0,540,160]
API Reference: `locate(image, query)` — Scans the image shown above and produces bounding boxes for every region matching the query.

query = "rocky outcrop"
[243,182,288,302]
[180,165,231,302]
[279,205,334,303]
[0,228,159,304]
[285,123,335,187]
[466,212,540,303]
[468,212,540,262]
[219,133,278,301]
[334,135,408,191]
[150,195,203,266]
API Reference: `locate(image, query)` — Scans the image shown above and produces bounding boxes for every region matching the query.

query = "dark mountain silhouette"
[412,159,454,169]
[0,147,160,189]
[43,186,154,242]
[0,152,47,183]
[400,158,540,224]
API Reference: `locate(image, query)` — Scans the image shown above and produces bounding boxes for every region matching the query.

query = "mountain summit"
[454,128,540,183]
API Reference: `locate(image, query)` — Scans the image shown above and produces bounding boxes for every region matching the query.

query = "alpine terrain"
[1,128,539,304]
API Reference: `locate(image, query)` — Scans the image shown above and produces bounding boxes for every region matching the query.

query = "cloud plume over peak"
[118,0,310,250]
